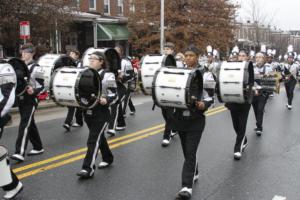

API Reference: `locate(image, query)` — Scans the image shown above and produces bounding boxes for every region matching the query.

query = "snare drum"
[217,61,254,104]
[38,54,76,90]
[0,146,12,187]
[50,67,101,109]
[152,67,203,109]
[140,55,177,95]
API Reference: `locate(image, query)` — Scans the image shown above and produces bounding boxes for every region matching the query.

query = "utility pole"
[160,0,164,54]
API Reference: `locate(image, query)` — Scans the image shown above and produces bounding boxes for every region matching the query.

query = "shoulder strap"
[29,63,38,74]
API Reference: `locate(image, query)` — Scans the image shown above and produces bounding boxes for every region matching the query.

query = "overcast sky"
[236,0,300,31]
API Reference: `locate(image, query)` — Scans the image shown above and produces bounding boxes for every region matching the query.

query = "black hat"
[287,52,294,58]
[184,45,200,56]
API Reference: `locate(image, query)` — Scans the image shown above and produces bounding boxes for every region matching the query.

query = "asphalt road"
[1,88,300,200]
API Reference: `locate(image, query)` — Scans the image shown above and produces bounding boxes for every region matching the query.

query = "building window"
[89,0,96,10]
[130,0,135,13]
[117,0,124,16]
[104,0,110,15]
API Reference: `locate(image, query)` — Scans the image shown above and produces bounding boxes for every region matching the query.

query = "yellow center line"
[16,107,227,179]
[13,105,225,174]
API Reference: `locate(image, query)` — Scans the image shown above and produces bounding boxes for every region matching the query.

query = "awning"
[97,24,130,41]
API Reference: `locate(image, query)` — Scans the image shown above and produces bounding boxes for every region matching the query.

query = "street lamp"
[160,0,164,54]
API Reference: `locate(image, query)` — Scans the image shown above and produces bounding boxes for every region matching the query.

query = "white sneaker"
[107,129,116,137]
[161,138,171,147]
[72,123,82,127]
[27,149,44,156]
[287,104,292,110]
[234,152,242,160]
[130,111,135,115]
[10,154,24,162]
[3,182,23,199]
[116,126,126,131]
[170,131,177,137]
[98,161,112,169]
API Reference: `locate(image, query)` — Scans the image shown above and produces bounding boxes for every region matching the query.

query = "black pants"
[0,114,11,139]
[229,104,251,152]
[123,88,135,115]
[64,107,83,126]
[178,121,205,188]
[162,108,172,140]
[108,95,126,130]
[285,79,297,105]
[252,95,268,131]
[15,104,43,156]
[2,170,19,191]
[82,118,113,173]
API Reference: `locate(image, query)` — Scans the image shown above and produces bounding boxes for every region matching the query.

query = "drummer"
[169,45,213,200]
[0,60,23,199]
[225,49,252,160]
[77,51,118,178]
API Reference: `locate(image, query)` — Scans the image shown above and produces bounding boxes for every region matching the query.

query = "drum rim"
[0,145,8,161]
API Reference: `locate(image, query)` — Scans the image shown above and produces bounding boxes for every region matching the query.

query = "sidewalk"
[10,91,150,114]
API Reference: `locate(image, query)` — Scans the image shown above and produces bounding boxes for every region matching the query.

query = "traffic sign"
[20,21,30,40]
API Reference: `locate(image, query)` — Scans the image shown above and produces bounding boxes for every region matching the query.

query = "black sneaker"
[161,137,171,147]
[256,129,263,136]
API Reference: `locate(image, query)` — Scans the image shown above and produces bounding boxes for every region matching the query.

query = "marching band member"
[252,46,273,136]
[229,45,239,61]
[77,51,118,178]
[63,49,84,131]
[0,60,23,199]
[282,45,298,110]
[225,49,251,160]
[106,47,127,136]
[11,43,45,162]
[114,46,136,118]
[161,42,177,147]
[170,45,213,200]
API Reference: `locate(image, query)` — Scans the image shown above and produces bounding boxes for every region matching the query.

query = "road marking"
[13,105,226,176]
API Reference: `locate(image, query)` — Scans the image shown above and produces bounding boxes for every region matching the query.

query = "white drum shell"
[0,146,12,187]
[38,54,70,90]
[218,61,247,103]
[141,55,167,95]
[52,68,83,107]
[153,68,192,109]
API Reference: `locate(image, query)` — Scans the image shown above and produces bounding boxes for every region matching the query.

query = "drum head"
[76,69,101,108]
[53,55,76,70]
[103,49,121,74]
[7,58,29,96]
[0,146,8,161]
[186,69,203,109]
[163,55,177,67]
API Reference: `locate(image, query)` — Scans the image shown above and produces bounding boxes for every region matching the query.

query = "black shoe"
[234,152,242,160]
[175,188,192,200]
[63,124,70,131]
[76,169,94,179]
[256,129,263,136]
[161,137,171,147]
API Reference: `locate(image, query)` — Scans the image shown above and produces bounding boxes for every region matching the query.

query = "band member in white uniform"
[170,45,213,200]
[252,48,273,136]
[0,59,23,199]
[63,49,84,131]
[225,49,251,160]
[161,42,177,147]
[11,43,45,162]
[77,51,118,178]
[282,46,298,110]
